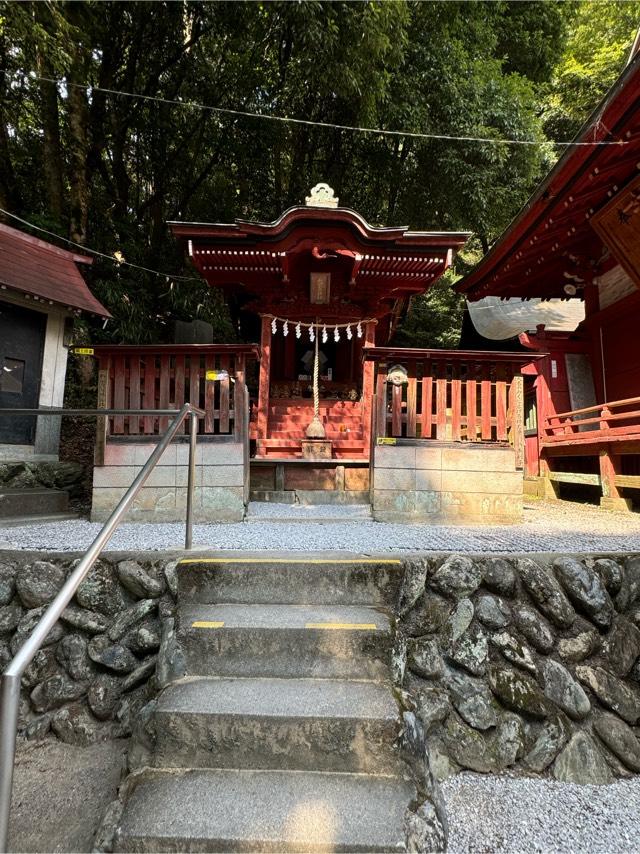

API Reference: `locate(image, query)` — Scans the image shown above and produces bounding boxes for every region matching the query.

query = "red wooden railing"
[92,345,259,440]
[364,348,534,466]
[542,396,640,445]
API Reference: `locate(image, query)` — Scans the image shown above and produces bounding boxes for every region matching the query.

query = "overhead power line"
[0,207,202,283]
[12,69,628,148]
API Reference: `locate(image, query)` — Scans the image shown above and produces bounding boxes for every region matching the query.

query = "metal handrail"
[0,402,205,851]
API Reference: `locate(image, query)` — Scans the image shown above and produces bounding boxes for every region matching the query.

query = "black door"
[0,301,46,444]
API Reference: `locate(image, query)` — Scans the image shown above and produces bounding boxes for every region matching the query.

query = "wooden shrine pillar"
[599,444,632,512]
[257,315,272,441]
[361,321,377,460]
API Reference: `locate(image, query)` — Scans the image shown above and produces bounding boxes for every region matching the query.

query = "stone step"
[115,767,415,853]
[0,487,68,519]
[153,676,402,774]
[177,554,404,606]
[178,603,392,679]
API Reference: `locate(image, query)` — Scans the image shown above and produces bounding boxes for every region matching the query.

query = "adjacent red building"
[458,52,640,511]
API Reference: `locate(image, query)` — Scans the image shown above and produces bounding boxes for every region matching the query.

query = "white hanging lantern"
[283,320,289,337]
[346,324,352,340]
[271,317,277,335]
[296,322,301,338]
[356,321,363,338]
[334,326,340,342]
[322,325,328,343]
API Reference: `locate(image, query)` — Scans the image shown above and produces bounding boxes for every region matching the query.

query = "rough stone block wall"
[395,553,640,784]
[0,460,85,495]
[91,441,245,523]
[373,443,522,523]
[0,552,183,745]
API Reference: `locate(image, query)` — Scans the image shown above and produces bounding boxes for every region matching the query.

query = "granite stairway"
[114,555,416,853]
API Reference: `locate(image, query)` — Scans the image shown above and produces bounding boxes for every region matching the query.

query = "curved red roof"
[0,223,110,317]
[457,53,640,301]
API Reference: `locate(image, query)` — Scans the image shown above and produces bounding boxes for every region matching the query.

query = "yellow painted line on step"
[179,558,402,565]
[191,621,225,629]
[305,622,378,631]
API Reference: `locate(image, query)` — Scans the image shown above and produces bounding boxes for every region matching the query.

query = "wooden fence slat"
[205,353,215,433]
[466,377,477,441]
[189,354,201,422]
[113,356,126,434]
[496,380,508,441]
[159,355,170,433]
[219,355,230,433]
[481,377,492,440]
[406,376,417,438]
[375,371,387,437]
[436,373,447,440]
[391,383,403,437]
[128,357,140,435]
[174,355,185,434]
[451,376,462,441]
[143,357,156,434]
[421,375,432,440]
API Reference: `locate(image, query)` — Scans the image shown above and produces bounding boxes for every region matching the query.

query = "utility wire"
[13,70,628,148]
[0,207,202,283]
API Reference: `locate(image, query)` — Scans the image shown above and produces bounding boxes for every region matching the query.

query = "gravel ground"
[1,499,640,553]
[9,738,127,853]
[442,772,640,853]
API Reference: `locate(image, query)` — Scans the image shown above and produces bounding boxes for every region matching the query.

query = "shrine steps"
[255,439,367,459]
[113,555,414,853]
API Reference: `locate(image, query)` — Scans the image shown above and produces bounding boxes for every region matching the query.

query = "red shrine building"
[169,183,468,498]
[459,51,640,512]
[91,184,535,523]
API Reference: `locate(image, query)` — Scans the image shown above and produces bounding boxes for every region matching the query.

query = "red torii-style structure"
[457,52,640,510]
[170,184,468,461]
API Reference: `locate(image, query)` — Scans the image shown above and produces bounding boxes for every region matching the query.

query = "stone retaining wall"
[91,440,246,523]
[373,443,522,524]
[395,554,640,784]
[0,553,183,745]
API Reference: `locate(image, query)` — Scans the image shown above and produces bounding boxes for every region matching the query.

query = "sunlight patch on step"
[283,799,337,850]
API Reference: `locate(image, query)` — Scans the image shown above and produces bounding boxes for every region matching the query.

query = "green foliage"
[392,270,464,350]
[541,1,640,141]
[0,0,635,349]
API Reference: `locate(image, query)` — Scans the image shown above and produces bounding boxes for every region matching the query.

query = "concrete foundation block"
[92,466,137,488]
[374,467,415,491]
[441,445,515,472]
[415,446,442,470]
[416,469,443,492]
[375,446,415,469]
[441,470,522,495]
[199,486,245,522]
[201,466,244,488]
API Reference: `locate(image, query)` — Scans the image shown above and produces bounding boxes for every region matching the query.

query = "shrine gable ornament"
[305,182,339,208]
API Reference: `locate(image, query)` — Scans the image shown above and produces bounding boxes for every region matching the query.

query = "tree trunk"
[38,56,64,222]
[67,55,90,244]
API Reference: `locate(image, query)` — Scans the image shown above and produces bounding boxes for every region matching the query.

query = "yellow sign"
[206,370,228,381]
[377,437,397,445]
[73,347,94,355]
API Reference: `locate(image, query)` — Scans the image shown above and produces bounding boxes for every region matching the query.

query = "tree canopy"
[0,0,638,347]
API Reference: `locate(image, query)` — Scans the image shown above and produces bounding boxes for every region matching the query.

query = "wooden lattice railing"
[542,396,640,445]
[92,345,259,441]
[364,348,534,466]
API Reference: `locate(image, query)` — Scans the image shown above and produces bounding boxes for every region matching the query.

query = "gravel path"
[9,738,127,853]
[1,499,640,553]
[442,772,640,853]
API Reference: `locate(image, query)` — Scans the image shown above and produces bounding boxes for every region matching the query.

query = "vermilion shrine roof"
[169,192,469,329]
[0,222,110,317]
[457,53,640,301]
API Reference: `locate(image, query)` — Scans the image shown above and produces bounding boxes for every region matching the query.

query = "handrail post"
[0,674,19,852]
[185,410,198,550]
